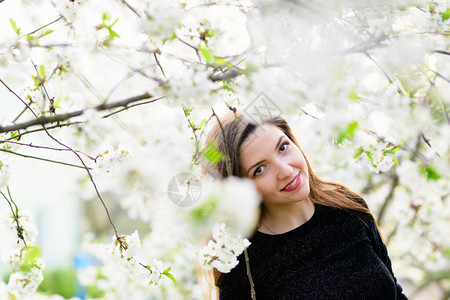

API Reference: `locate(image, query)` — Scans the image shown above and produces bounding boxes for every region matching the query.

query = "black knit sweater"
[218,203,408,299]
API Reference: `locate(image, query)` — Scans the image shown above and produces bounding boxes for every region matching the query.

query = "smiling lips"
[281,172,301,192]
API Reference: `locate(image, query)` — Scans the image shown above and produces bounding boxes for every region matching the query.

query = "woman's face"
[239,124,310,206]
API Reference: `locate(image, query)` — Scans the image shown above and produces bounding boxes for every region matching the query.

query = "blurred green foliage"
[38,268,76,298]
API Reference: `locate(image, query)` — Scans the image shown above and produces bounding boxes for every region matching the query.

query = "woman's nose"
[276,159,293,180]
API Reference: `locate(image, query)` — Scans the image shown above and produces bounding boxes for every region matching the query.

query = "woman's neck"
[258,197,315,235]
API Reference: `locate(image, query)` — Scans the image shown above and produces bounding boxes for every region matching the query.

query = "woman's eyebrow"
[246,135,285,176]
[274,135,284,151]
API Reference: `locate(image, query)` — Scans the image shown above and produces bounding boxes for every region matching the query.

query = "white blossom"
[93,144,131,175]
[198,223,250,273]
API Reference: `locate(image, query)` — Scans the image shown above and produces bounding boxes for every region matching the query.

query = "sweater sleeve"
[367,216,408,300]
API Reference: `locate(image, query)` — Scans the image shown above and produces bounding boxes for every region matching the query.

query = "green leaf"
[182,106,192,117]
[384,145,401,154]
[20,246,42,272]
[109,29,120,38]
[392,157,399,166]
[420,166,441,181]
[444,248,450,259]
[202,141,224,165]
[9,18,20,35]
[348,90,359,102]
[353,147,364,159]
[199,46,212,63]
[39,65,46,79]
[111,18,119,27]
[222,81,236,93]
[207,29,215,38]
[366,150,376,167]
[32,75,40,88]
[336,121,358,144]
[163,267,177,284]
[54,97,62,109]
[198,118,207,129]
[169,33,178,41]
[190,195,218,221]
[440,8,450,21]
[242,61,258,76]
[213,57,227,66]
[40,30,54,38]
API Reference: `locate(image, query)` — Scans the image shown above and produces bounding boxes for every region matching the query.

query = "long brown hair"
[201,110,377,296]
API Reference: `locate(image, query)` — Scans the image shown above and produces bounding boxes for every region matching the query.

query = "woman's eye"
[253,166,264,177]
[280,141,289,152]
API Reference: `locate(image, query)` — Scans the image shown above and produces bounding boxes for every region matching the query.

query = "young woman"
[202,110,408,299]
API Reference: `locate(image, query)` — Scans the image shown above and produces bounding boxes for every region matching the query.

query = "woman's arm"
[367,216,408,300]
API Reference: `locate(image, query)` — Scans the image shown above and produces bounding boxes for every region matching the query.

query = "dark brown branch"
[208,68,240,82]
[0,90,154,133]
[121,0,141,17]
[433,50,450,56]
[376,174,399,226]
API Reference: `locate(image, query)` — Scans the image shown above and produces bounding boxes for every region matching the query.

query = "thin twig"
[364,52,393,84]
[0,139,95,159]
[0,148,90,170]
[121,0,141,17]
[11,101,32,124]
[105,72,135,101]
[27,16,63,36]
[1,188,27,247]
[31,43,73,49]
[211,108,233,177]
[191,113,215,165]
[177,37,203,63]
[102,96,166,118]
[153,52,166,78]
[244,249,256,300]
[6,122,83,141]
[75,73,106,102]
[32,60,55,113]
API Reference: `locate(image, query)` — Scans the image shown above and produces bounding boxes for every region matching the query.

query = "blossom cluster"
[93,144,131,175]
[107,230,167,287]
[0,207,44,298]
[198,223,251,273]
[358,140,400,174]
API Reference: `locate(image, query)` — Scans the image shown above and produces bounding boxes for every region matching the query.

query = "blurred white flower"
[188,176,260,239]
[141,1,184,39]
